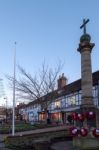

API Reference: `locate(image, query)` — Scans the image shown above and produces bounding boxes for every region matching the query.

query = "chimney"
[57,73,67,89]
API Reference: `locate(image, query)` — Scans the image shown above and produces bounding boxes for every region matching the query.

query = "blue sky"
[0,0,99,106]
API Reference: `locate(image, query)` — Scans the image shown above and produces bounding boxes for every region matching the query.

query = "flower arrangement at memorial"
[86,111,96,120]
[92,128,99,137]
[70,111,99,137]
[80,128,88,137]
[77,113,85,122]
[71,111,96,122]
[71,112,78,121]
[70,127,78,136]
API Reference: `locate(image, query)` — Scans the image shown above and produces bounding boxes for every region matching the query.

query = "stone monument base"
[73,136,99,150]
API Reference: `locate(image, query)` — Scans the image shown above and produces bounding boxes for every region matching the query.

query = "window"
[64,93,80,107]
[51,103,55,110]
[78,91,82,105]
[48,104,51,110]
[92,86,98,106]
[61,97,66,108]
[55,101,61,108]
[68,96,76,106]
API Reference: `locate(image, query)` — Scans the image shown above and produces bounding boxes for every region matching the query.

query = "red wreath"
[86,111,96,120]
[70,127,78,136]
[77,113,85,122]
[92,128,99,137]
[71,112,78,121]
[80,128,88,137]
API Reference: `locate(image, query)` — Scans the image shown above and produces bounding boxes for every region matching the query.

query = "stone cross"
[80,19,89,34]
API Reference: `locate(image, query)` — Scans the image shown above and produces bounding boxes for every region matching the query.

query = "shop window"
[51,113,61,122]
[39,113,46,121]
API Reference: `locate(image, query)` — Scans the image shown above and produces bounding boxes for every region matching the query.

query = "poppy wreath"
[77,113,85,122]
[86,111,96,120]
[92,129,99,138]
[71,112,78,121]
[80,128,88,137]
[70,127,78,136]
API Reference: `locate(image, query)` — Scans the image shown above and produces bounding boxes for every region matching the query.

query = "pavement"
[51,141,79,150]
[51,141,73,150]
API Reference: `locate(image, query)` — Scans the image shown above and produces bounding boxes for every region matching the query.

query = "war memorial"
[72,19,99,150]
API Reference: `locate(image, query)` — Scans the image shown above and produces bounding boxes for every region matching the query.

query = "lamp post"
[12,42,16,136]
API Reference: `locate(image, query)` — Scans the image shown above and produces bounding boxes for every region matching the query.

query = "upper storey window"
[55,101,61,108]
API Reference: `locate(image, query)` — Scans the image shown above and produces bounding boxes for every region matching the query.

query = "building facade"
[17,71,99,124]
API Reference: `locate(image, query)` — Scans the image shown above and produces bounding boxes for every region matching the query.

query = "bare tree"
[7,61,63,122]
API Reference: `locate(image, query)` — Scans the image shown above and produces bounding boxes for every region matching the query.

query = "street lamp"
[12,42,16,136]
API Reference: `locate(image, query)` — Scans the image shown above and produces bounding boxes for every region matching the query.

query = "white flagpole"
[12,42,16,136]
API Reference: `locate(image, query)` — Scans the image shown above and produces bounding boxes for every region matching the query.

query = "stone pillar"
[73,20,99,150]
[78,34,95,106]
[77,33,95,126]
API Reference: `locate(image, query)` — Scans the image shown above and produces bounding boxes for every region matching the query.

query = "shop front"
[50,110,67,124]
[38,111,46,122]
